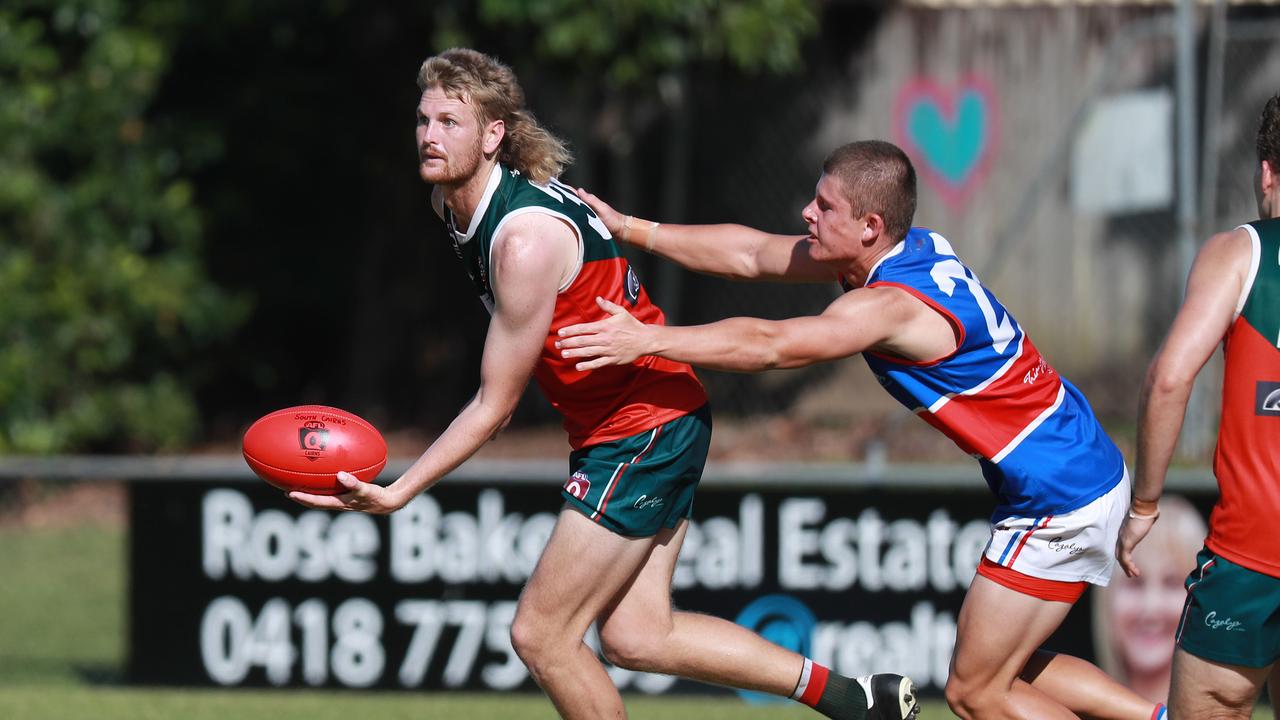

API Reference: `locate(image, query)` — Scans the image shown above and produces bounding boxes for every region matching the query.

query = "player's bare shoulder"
[493,211,578,258]
[491,211,580,290]
[835,283,926,319]
[1197,226,1255,287]
[829,283,957,361]
[1205,225,1253,255]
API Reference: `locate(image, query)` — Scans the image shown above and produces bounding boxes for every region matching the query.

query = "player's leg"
[576,405,796,687]
[588,406,917,720]
[596,518,801,691]
[1168,547,1280,718]
[597,518,918,720]
[949,471,1160,719]
[1019,649,1162,720]
[945,572,1083,720]
[1269,661,1280,713]
[512,408,715,718]
[1165,648,1268,719]
[509,507,659,719]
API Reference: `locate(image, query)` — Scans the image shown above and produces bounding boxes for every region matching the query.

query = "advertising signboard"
[129,470,1104,697]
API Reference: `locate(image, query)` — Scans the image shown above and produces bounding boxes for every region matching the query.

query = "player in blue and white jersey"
[558,141,1164,720]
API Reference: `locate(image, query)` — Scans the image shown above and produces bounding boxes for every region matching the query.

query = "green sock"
[813,672,869,720]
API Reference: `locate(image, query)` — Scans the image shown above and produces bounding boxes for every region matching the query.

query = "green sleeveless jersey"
[441,164,705,448]
[1209,216,1280,577]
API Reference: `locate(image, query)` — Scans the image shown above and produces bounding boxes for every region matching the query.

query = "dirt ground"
[0,480,126,530]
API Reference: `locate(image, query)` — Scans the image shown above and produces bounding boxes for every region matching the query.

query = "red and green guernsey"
[1209,217,1280,577]
[441,164,706,449]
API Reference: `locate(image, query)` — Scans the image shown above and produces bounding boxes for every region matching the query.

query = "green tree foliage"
[0,0,246,453]
[436,0,818,85]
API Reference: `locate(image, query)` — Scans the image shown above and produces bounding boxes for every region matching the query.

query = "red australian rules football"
[242,405,387,494]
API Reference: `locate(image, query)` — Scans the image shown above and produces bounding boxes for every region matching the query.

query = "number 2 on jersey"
[929,258,1016,354]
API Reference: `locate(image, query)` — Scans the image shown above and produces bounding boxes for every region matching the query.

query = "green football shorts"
[561,405,711,537]
[1176,546,1280,668]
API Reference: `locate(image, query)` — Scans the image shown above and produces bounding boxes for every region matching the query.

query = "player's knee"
[943,675,989,719]
[598,624,664,672]
[509,610,554,668]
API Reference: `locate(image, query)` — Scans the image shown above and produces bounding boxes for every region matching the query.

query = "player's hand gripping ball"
[242,405,387,494]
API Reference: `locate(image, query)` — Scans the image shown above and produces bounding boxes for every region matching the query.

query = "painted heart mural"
[894,76,999,211]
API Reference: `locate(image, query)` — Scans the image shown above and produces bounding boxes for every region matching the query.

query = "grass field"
[0,686,941,720]
[0,518,1271,720]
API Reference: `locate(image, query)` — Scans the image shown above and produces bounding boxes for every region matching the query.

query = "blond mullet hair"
[418,48,572,185]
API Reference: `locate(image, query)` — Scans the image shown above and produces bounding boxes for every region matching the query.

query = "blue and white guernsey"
[859,228,1124,520]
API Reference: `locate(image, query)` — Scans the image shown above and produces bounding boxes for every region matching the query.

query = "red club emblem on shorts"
[564,471,591,500]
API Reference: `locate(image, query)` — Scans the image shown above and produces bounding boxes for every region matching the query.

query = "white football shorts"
[981,468,1130,586]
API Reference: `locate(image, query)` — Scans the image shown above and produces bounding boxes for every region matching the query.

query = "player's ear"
[862,212,885,243]
[1262,159,1277,194]
[483,119,505,156]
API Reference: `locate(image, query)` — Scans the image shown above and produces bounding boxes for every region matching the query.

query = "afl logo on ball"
[298,421,330,452]
[564,471,591,500]
[1255,381,1280,415]
[624,265,640,305]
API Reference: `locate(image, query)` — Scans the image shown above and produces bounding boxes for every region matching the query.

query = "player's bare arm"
[289,214,575,514]
[574,186,834,283]
[1118,227,1252,577]
[557,284,955,373]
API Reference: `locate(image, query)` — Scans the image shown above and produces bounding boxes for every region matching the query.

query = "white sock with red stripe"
[791,658,870,719]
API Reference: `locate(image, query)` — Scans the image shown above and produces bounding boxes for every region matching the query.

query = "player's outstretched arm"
[289,216,569,514]
[574,186,834,283]
[557,286,949,373]
[1120,228,1251,576]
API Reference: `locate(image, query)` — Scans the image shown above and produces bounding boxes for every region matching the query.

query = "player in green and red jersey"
[289,48,918,720]
[1119,91,1280,718]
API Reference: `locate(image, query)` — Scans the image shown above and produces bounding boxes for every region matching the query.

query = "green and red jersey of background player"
[1209,217,1280,578]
